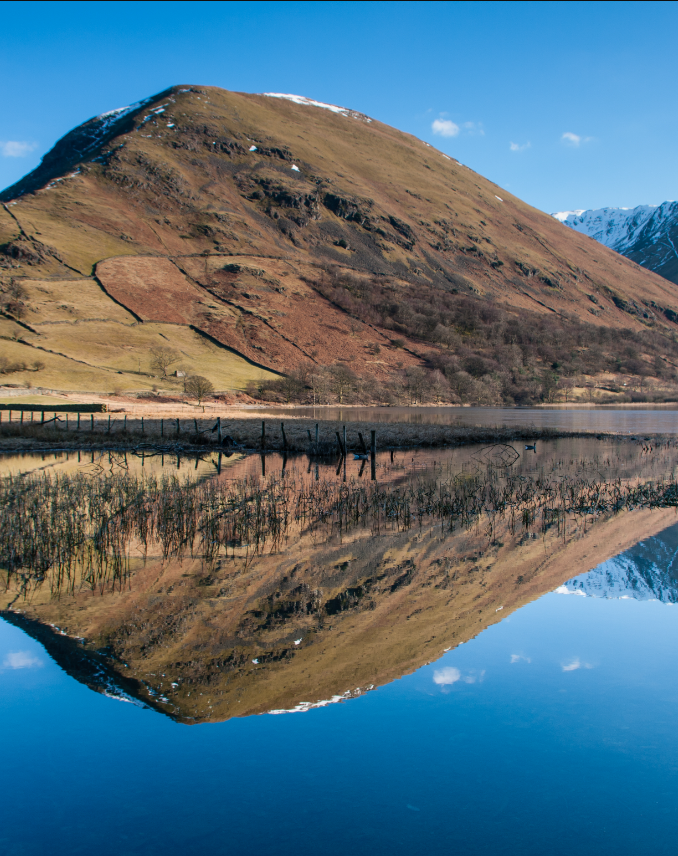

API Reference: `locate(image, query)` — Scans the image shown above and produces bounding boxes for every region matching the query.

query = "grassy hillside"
[2,84,678,402]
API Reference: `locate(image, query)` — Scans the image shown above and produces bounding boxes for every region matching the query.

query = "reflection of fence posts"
[261,421,266,452]
[141,417,144,435]
[358,432,368,454]
[217,416,222,444]
[336,431,345,456]
[371,430,376,480]
[90,414,94,432]
[176,418,180,437]
[343,425,347,457]
[281,422,287,452]
[315,423,319,445]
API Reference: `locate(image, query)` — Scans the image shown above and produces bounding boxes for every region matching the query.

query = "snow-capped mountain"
[553,202,678,286]
[558,523,678,603]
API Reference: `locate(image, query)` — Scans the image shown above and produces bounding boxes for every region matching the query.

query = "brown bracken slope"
[2,84,678,391]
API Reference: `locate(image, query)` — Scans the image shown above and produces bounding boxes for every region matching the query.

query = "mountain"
[560,521,678,603]
[4,496,672,722]
[553,202,678,288]
[3,84,678,401]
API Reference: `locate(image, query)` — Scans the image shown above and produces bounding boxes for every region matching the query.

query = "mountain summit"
[553,202,678,287]
[2,84,678,400]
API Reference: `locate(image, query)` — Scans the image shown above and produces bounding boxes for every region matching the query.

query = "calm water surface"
[245,404,678,434]
[2,441,678,854]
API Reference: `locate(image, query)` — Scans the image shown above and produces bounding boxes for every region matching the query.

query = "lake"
[231,404,678,434]
[2,437,678,854]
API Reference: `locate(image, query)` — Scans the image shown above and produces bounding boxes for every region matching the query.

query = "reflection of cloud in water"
[556,586,587,596]
[510,654,531,663]
[2,651,42,670]
[562,658,593,672]
[433,667,484,687]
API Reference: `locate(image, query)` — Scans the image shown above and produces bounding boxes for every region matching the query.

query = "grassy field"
[0,277,278,393]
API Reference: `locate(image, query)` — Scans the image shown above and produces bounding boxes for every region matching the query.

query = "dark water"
[243,404,678,434]
[2,441,678,854]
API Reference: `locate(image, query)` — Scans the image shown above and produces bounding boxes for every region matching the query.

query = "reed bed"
[0,415,603,453]
[3,464,678,599]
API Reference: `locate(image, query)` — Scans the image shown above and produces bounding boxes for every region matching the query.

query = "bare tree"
[184,375,214,408]
[150,346,180,377]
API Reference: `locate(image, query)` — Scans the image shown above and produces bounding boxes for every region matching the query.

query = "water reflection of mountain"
[4,506,675,723]
[561,522,678,603]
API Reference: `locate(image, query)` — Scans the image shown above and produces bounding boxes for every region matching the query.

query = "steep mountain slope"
[554,202,678,287]
[3,84,678,397]
[561,522,678,602]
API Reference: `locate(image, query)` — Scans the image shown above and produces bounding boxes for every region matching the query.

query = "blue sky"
[1,0,676,213]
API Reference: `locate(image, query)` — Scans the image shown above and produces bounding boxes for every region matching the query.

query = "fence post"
[194,418,198,439]
[108,415,111,434]
[371,430,376,480]
[20,411,23,426]
[161,418,164,438]
[176,418,180,437]
[124,415,127,432]
[281,422,287,452]
[41,411,44,425]
[90,414,94,432]
[315,423,319,445]
[77,412,80,431]
[261,420,266,451]
[217,416,222,444]
[343,424,347,457]
[141,416,144,435]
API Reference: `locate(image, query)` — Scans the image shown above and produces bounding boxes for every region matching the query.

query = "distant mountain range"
[553,203,678,286]
[560,522,678,603]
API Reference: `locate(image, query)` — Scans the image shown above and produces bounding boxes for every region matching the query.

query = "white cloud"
[562,658,593,672]
[509,141,531,152]
[561,132,592,148]
[432,119,459,138]
[510,654,531,663]
[1,141,38,158]
[433,666,461,685]
[562,132,581,146]
[555,586,586,596]
[463,121,485,136]
[433,666,484,686]
[2,651,43,670]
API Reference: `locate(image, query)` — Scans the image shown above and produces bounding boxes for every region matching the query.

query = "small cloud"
[562,658,593,672]
[463,121,485,136]
[509,141,531,152]
[510,654,531,664]
[433,666,484,687]
[2,651,43,670]
[1,141,38,158]
[432,119,459,138]
[561,132,593,148]
[555,586,586,596]
[433,666,461,685]
[562,132,581,146]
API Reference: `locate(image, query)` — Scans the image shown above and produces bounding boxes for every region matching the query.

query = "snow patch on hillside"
[263,93,372,122]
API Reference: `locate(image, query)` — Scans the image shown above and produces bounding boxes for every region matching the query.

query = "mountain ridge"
[553,202,678,288]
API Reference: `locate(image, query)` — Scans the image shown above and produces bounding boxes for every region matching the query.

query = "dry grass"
[0,414,604,452]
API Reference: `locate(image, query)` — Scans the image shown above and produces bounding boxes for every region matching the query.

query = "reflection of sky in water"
[3,527,678,854]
